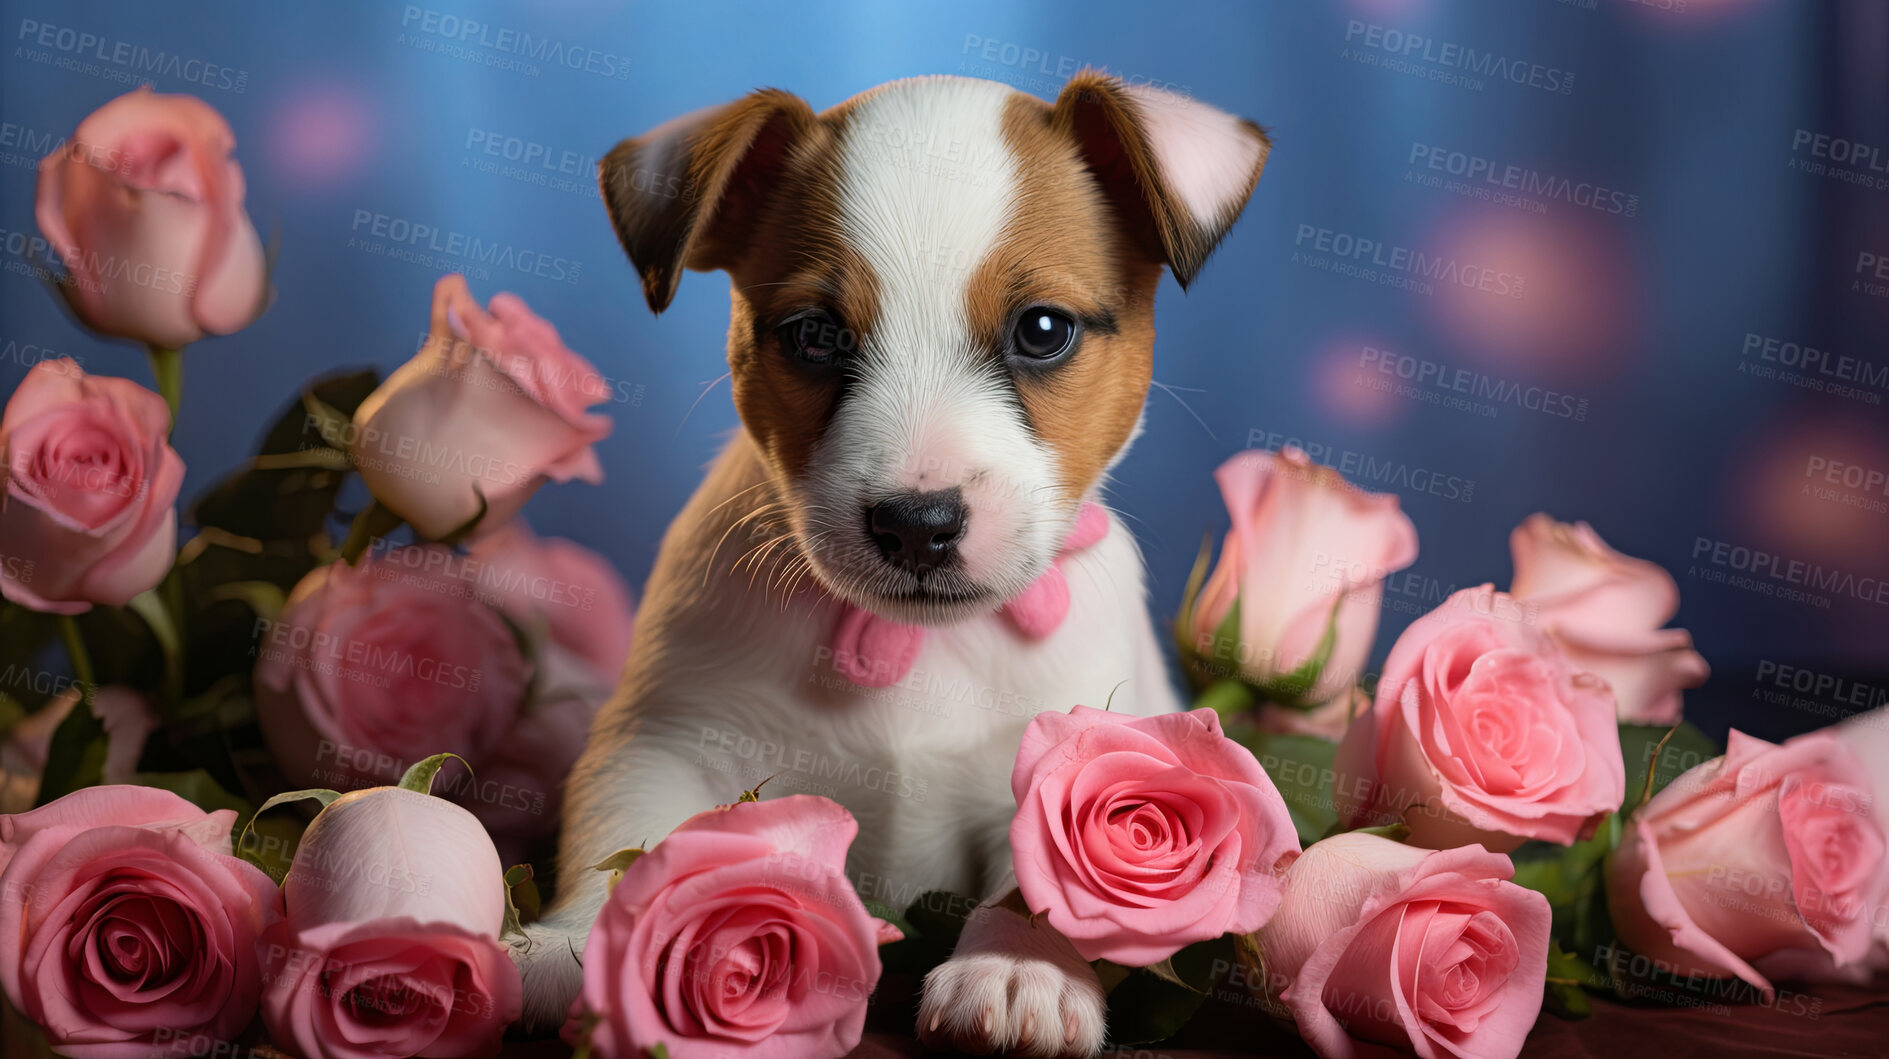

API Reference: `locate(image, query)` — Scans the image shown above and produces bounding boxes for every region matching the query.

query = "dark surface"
[492,971,1889,1057]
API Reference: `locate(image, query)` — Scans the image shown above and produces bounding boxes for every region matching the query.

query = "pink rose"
[465,519,635,682]
[0,786,282,1058]
[1009,705,1301,965]
[1508,514,1709,725]
[0,359,183,614]
[254,546,531,798]
[1189,446,1417,707]
[36,87,267,349]
[575,796,884,1059]
[1257,832,1549,1059]
[261,786,522,1059]
[1606,729,1889,995]
[1334,585,1625,852]
[470,644,613,864]
[350,275,612,539]
[0,686,159,814]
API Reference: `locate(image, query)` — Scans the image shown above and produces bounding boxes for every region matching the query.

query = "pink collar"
[827,502,1110,688]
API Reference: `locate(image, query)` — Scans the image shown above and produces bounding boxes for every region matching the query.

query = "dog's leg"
[510,734,734,1032]
[916,886,1108,1057]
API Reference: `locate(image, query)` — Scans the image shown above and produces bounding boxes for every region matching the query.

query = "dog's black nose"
[867,490,967,575]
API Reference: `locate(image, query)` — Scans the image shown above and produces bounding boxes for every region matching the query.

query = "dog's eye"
[777,311,848,367]
[1011,308,1078,361]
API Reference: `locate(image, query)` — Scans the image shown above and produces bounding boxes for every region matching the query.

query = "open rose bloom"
[350,274,612,540]
[36,86,267,349]
[1334,584,1625,852]
[254,546,532,793]
[1607,728,1889,994]
[1257,832,1550,1059]
[575,795,886,1059]
[261,786,522,1059]
[1508,514,1708,726]
[0,787,282,1059]
[1189,446,1417,712]
[1009,706,1301,964]
[0,359,183,614]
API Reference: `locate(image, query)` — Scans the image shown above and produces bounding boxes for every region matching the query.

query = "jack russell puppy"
[516,71,1269,1056]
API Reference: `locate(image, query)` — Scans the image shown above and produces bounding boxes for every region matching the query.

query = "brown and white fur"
[515,73,1269,1056]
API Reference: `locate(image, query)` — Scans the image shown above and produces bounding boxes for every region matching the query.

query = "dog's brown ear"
[1051,72,1269,289]
[599,89,815,313]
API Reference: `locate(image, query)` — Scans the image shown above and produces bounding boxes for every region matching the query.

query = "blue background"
[3,0,1885,742]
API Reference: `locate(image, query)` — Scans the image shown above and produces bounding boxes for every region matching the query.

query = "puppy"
[516,72,1269,1056]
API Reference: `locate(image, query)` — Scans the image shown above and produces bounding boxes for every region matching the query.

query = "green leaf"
[647,1044,670,1059]
[399,753,471,794]
[34,691,105,806]
[125,589,183,707]
[132,769,250,817]
[1349,821,1411,842]
[861,898,913,941]
[1103,935,1232,1046]
[201,580,288,620]
[1192,678,1255,722]
[501,864,540,940]
[1543,940,1603,1019]
[903,891,977,953]
[1234,730,1339,847]
[239,788,341,864]
[189,369,381,542]
[340,499,406,565]
[0,692,26,734]
[1619,722,1719,809]
[593,847,646,892]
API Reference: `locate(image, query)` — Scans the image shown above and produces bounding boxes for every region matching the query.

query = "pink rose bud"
[0,359,183,614]
[1333,585,1626,852]
[1257,832,1550,1059]
[254,546,533,807]
[1606,729,1889,996]
[350,274,612,540]
[260,786,522,1059]
[1190,446,1418,714]
[465,519,635,683]
[574,796,883,1059]
[1508,514,1709,726]
[36,87,267,349]
[1009,705,1301,965]
[0,686,159,814]
[0,786,283,1058]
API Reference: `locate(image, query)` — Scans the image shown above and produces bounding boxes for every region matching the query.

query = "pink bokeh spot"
[1736,415,1889,571]
[267,85,374,187]
[1310,334,1410,430]
[1424,208,1639,383]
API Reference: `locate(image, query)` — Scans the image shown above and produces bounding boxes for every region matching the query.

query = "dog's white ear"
[1051,71,1269,288]
[599,89,814,313]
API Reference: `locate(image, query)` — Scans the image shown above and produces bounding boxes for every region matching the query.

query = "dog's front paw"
[916,905,1106,1057]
